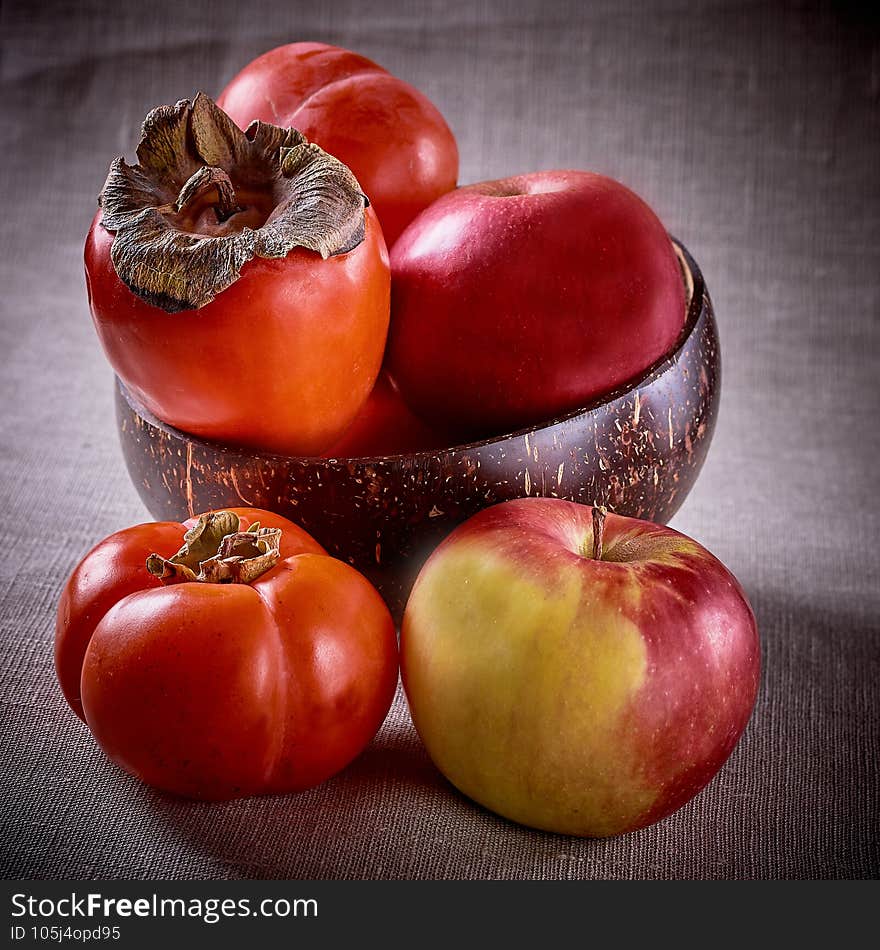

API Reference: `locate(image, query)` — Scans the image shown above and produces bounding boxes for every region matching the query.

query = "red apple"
[323,371,455,457]
[387,171,687,436]
[400,498,760,837]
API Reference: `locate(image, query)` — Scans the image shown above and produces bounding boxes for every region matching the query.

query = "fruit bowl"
[116,240,718,621]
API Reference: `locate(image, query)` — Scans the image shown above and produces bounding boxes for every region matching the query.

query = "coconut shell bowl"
[116,240,718,621]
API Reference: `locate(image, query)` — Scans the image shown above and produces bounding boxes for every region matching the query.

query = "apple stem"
[591,505,607,560]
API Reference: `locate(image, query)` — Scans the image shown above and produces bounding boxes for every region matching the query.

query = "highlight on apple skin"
[400,497,760,838]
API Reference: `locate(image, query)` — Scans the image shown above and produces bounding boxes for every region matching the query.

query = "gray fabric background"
[1,0,878,880]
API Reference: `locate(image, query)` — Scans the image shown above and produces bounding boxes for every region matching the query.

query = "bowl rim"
[117,237,707,465]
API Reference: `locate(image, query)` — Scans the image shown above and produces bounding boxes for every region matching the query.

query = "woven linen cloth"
[1,0,877,880]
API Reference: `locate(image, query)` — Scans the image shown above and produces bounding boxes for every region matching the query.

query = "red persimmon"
[324,371,454,457]
[218,42,459,247]
[86,94,390,455]
[55,508,398,800]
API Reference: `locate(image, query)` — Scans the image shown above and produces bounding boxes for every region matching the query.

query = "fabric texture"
[1,0,878,880]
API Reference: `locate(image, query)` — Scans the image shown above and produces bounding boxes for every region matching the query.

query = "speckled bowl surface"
[116,240,718,620]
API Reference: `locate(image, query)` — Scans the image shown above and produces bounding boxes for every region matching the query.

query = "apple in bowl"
[400,498,760,837]
[387,170,687,438]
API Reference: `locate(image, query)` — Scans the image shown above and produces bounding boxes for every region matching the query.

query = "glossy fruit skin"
[387,171,687,437]
[55,508,398,800]
[217,41,459,247]
[85,207,390,456]
[401,498,760,837]
[324,371,454,457]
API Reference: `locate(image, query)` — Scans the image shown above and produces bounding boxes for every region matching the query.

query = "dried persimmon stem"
[146,510,281,584]
[97,93,367,312]
[175,166,240,222]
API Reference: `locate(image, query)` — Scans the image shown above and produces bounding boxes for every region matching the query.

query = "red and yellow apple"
[387,171,686,437]
[400,498,760,837]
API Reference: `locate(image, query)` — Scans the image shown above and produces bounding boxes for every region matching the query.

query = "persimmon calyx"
[147,510,281,584]
[98,92,368,313]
